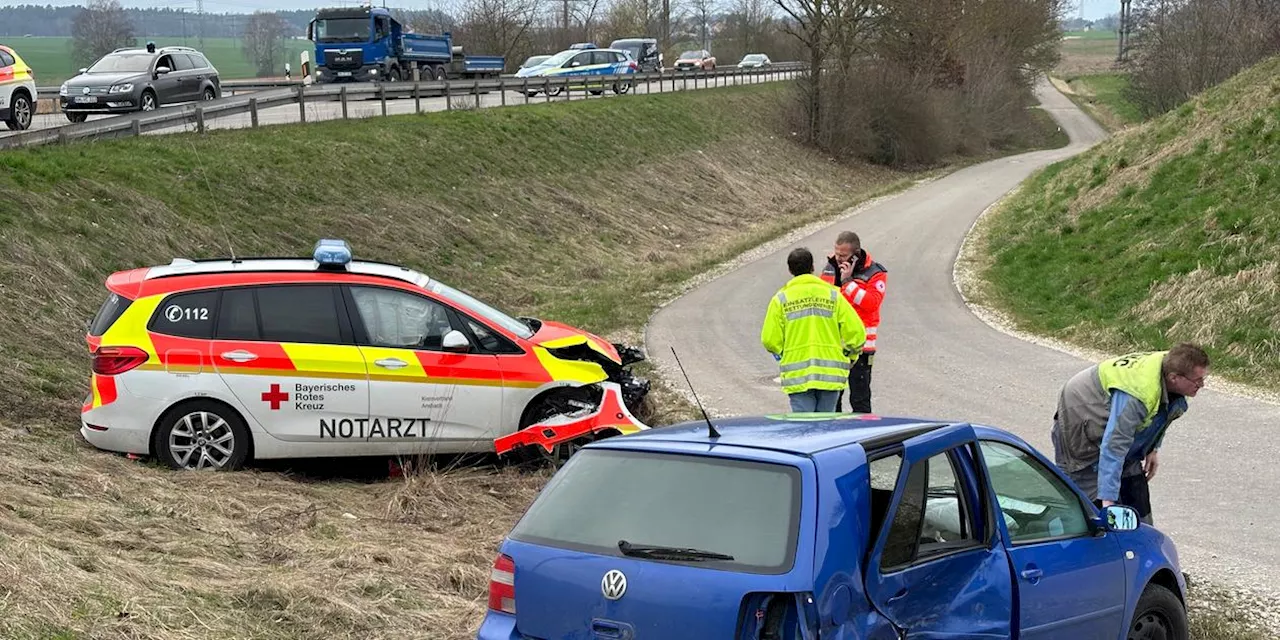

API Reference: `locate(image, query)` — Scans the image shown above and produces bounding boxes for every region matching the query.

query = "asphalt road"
[646,77,1280,603]
[7,70,795,138]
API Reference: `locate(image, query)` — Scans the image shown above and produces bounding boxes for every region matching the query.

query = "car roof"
[105,256,433,298]
[607,414,956,456]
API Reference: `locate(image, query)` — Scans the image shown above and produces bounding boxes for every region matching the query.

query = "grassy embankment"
[0,81,1071,639]
[1054,30,1144,132]
[973,54,1280,395]
[6,36,313,84]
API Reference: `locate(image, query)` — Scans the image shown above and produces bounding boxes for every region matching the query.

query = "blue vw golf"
[479,414,1189,639]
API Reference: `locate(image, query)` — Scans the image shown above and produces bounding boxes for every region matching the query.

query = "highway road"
[646,77,1280,610]
[5,70,796,140]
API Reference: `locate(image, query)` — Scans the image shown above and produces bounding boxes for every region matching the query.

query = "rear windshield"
[509,449,802,574]
[89,292,133,336]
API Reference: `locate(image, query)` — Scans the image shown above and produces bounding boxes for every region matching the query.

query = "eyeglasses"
[1177,372,1206,387]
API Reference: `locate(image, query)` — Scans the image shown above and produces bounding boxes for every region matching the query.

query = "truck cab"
[308,7,503,83]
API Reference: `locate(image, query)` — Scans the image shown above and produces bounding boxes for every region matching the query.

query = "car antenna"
[670,346,720,439]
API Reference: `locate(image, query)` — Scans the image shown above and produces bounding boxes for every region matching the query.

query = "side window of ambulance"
[0,51,15,68]
[215,288,259,340]
[151,290,219,339]
[257,285,343,344]
[349,285,456,351]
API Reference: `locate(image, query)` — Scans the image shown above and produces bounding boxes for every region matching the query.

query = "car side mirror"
[1103,505,1141,532]
[78,67,88,74]
[156,66,171,76]
[442,330,471,353]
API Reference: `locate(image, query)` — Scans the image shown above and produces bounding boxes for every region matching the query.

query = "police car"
[0,44,37,131]
[81,240,651,471]
[513,47,637,97]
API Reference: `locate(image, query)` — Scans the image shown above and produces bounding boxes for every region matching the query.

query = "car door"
[343,284,504,451]
[978,439,1128,638]
[209,284,370,444]
[152,53,183,104]
[863,424,1014,638]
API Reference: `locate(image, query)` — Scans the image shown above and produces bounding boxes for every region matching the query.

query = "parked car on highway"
[59,44,221,123]
[737,53,772,68]
[608,37,662,72]
[513,47,637,97]
[519,54,552,71]
[674,49,716,71]
[0,43,36,131]
[81,239,651,471]
[479,413,1190,640]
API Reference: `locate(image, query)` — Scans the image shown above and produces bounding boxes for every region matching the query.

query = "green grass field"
[975,53,1280,393]
[1062,71,1144,131]
[2,36,313,84]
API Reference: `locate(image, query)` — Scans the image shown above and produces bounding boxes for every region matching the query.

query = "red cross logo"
[262,383,289,410]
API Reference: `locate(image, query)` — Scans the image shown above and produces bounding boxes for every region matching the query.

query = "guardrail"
[34,63,803,100]
[8,63,806,151]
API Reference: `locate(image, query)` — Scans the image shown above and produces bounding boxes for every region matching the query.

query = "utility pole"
[196,0,205,51]
[563,0,570,43]
[1117,0,1132,62]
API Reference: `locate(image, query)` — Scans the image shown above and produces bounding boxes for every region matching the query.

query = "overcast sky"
[3,0,1121,20]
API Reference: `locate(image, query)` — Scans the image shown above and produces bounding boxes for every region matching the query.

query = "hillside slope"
[0,82,1068,639]
[0,85,916,640]
[976,55,1280,391]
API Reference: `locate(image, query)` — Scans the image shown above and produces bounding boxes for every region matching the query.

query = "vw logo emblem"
[601,569,627,600]
[82,87,91,95]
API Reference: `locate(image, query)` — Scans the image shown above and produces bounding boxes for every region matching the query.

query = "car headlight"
[109,83,134,94]
[60,83,69,96]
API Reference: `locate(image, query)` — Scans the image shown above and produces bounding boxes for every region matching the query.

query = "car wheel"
[153,400,251,471]
[202,87,216,101]
[390,66,402,82]
[140,90,158,111]
[6,92,32,130]
[1128,584,1189,640]
[66,111,88,123]
[507,388,601,467]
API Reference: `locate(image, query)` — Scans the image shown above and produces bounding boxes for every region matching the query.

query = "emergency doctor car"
[81,240,651,470]
[0,44,37,131]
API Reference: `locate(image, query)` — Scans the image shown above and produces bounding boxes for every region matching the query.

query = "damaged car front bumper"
[494,381,650,456]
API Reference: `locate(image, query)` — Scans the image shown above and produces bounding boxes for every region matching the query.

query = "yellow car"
[0,44,36,131]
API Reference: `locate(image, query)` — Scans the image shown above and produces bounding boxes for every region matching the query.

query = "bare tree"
[687,0,717,49]
[398,8,459,34]
[1126,0,1280,116]
[71,0,136,67]
[242,11,289,78]
[773,0,830,142]
[457,0,543,59]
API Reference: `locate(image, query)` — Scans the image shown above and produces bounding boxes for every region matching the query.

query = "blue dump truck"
[307,7,505,83]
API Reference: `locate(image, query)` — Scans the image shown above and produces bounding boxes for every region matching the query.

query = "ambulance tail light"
[487,553,517,614]
[92,346,148,376]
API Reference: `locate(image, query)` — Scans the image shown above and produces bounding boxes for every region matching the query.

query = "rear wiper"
[618,540,734,561]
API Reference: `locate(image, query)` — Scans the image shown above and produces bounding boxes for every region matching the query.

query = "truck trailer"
[307,7,505,84]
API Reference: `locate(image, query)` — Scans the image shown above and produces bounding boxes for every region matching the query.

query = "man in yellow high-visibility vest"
[761,247,867,413]
[1052,343,1210,524]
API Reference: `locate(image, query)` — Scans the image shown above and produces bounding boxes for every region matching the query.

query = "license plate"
[337,71,352,77]
[74,96,97,103]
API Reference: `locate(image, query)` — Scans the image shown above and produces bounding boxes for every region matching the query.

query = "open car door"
[863,423,1014,638]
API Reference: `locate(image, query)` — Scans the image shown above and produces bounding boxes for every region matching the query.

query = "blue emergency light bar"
[569,42,597,49]
[313,239,352,267]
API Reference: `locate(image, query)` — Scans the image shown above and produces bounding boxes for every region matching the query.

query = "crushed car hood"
[530,321,623,364]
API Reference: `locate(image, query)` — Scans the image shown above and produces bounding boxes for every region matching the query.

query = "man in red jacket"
[821,231,887,413]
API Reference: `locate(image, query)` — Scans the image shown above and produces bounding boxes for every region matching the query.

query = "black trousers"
[1093,472,1154,524]
[837,353,874,413]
